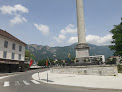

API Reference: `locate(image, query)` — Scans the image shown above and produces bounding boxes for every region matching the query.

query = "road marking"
[15,81,20,86]
[23,80,30,85]
[4,81,10,87]
[31,80,40,84]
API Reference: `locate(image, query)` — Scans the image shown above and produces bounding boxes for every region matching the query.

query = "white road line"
[17,81,20,85]
[4,81,10,87]
[31,80,40,84]
[23,80,30,85]
[15,81,20,86]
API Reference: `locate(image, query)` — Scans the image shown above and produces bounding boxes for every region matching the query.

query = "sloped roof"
[0,29,26,46]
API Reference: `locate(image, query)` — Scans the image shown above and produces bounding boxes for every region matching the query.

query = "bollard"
[84,70,87,75]
[38,71,40,80]
[47,73,48,82]
[99,71,102,76]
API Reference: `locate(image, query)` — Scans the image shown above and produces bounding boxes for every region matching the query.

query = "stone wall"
[50,65,118,76]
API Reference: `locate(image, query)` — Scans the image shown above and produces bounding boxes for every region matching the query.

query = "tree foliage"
[109,23,122,56]
[38,59,55,66]
[38,59,46,66]
[25,50,35,60]
[106,58,116,64]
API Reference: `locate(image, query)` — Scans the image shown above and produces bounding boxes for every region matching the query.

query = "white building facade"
[0,35,25,61]
[0,29,26,72]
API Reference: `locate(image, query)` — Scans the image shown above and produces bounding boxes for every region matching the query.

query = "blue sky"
[0,0,122,47]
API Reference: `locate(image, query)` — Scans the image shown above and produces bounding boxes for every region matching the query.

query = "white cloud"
[86,34,112,45]
[55,24,112,46]
[0,4,28,25]
[34,24,49,35]
[0,4,28,15]
[68,34,112,45]
[68,37,78,44]
[54,34,66,43]
[10,15,27,24]
[54,24,77,43]
[60,24,77,35]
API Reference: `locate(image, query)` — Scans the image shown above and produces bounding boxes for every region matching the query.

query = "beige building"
[0,29,26,72]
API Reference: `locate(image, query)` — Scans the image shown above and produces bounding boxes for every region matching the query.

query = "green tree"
[38,59,46,66]
[109,21,122,56]
[25,50,31,60]
[106,58,116,64]
[25,50,35,60]
[38,59,55,66]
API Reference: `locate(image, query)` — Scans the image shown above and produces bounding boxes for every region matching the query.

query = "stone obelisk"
[76,0,89,61]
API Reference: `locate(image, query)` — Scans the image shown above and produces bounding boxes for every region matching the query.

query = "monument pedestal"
[75,0,89,63]
[76,43,89,62]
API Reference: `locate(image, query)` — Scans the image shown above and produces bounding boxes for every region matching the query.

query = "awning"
[0,58,24,64]
[0,60,19,64]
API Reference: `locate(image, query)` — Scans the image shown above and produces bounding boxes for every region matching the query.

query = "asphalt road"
[0,69,122,92]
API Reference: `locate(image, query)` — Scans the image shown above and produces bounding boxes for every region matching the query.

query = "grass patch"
[118,70,122,73]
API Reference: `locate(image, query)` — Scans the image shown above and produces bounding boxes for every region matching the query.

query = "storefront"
[0,58,24,73]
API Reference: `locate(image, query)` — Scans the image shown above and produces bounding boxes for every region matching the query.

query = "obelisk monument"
[76,0,89,61]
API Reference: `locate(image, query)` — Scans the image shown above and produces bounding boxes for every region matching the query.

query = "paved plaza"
[32,70,122,90]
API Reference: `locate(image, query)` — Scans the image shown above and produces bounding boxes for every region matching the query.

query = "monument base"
[76,43,89,62]
[50,65,118,76]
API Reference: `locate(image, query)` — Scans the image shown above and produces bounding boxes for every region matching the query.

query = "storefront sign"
[0,60,19,64]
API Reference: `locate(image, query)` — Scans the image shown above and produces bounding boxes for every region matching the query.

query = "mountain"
[25,43,114,61]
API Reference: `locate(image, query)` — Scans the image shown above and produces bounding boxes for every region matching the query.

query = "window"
[3,51,7,58]
[4,41,8,48]
[19,45,22,51]
[12,43,16,50]
[11,53,15,59]
[18,54,21,60]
